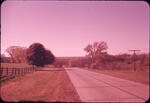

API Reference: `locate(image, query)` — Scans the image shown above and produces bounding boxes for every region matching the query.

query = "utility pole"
[128,50,141,71]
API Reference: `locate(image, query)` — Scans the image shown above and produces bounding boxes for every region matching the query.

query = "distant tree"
[13,47,27,63]
[0,54,11,63]
[5,46,27,63]
[76,57,91,67]
[5,46,19,63]
[26,43,55,66]
[53,57,71,68]
[69,58,80,67]
[144,53,149,66]
[137,54,147,71]
[53,60,64,68]
[0,54,5,62]
[84,41,108,69]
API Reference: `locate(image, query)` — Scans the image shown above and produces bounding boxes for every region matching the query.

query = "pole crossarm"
[128,50,141,52]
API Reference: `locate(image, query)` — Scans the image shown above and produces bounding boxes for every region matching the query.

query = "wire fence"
[0,67,36,82]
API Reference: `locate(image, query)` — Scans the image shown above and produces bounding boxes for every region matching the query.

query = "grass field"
[1,63,34,69]
[85,68,149,85]
[1,68,81,102]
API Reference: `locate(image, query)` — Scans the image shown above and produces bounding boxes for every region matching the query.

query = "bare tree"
[84,41,108,69]
[5,46,19,63]
[5,46,27,63]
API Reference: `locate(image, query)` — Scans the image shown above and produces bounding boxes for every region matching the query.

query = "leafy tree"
[84,41,108,69]
[26,43,55,66]
[45,50,55,65]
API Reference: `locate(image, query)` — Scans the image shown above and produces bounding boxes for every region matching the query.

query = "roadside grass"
[84,68,149,85]
[1,63,34,69]
[1,68,81,102]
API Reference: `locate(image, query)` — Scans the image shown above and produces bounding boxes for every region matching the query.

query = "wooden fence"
[0,67,36,82]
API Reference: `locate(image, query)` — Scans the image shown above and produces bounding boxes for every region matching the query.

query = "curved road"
[65,67,149,102]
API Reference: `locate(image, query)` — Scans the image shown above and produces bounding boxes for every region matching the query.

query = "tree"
[0,54,5,62]
[45,50,55,65]
[26,43,55,66]
[5,46,19,63]
[5,46,27,63]
[0,54,11,63]
[53,57,70,68]
[84,41,108,69]
[69,58,80,67]
[138,54,146,71]
[13,47,27,63]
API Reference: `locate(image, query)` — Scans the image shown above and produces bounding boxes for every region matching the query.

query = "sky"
[1,1,149,57]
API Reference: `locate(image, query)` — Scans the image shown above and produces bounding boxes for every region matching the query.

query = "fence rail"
[0,67,36,82]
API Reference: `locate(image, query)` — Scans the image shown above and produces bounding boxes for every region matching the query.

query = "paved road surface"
[65,68,149,102]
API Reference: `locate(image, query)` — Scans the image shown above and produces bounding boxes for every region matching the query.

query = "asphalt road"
[65,67,149,102]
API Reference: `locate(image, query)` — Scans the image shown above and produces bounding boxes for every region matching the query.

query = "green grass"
[1,63,34,69]
[86,68,149,84]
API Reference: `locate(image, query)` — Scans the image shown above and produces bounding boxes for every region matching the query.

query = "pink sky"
[1,1,149,57]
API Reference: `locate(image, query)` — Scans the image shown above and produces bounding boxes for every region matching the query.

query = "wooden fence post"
[21,68,23,75]
[22,68,23,75]
[0,68,3,76]
[6,68,9,76]
[25,68,27,74]
[0,68,3,77]
[16,68,18,75]
[18,68,20,75]
[23,68,24,75]
[12,68,14,75]
[17,68,19,75]
[12,68,13,75]
[14,68,16,75]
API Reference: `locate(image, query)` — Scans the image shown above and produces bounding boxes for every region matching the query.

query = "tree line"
[1,41,149,71]
[54,41,149,71]
[1,43,55,67]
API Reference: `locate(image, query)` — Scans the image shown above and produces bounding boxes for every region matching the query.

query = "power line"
[128,50,141,71]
